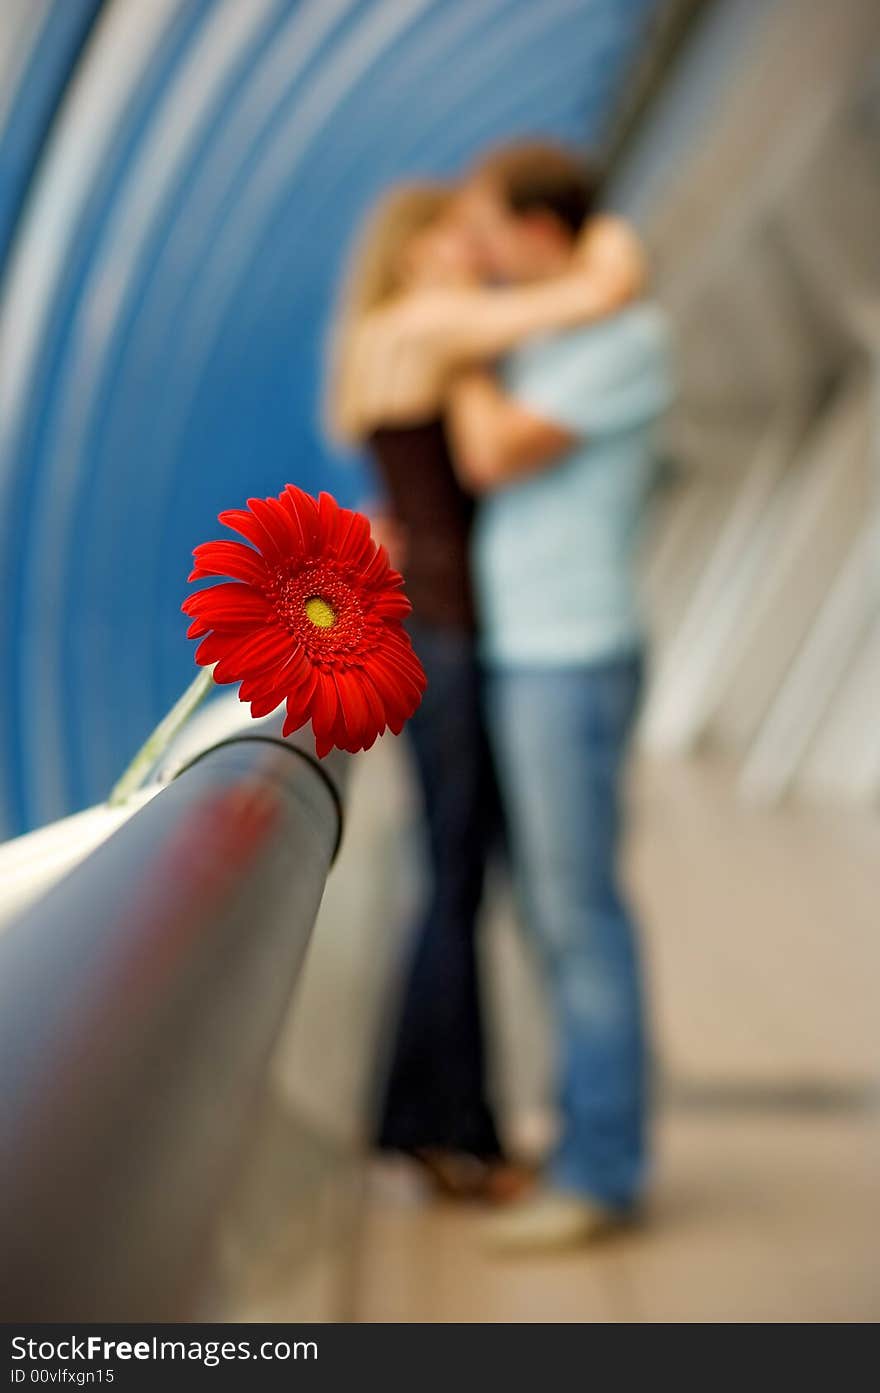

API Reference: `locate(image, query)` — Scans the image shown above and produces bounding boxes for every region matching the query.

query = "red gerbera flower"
[181,487,426,758]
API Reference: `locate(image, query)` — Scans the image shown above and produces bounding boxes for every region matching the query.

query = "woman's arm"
[410,214,647,367]
[329,216,646,443]
[330,312,450,443]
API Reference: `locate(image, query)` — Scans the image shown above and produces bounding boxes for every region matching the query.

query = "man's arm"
[447,368,576,494]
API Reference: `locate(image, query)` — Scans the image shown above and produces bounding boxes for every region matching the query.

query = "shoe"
[481,1186,624,1253]
[483,1161,536,1206]
[410,1148,492,1200]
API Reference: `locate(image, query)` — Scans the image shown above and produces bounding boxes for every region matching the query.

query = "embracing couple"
[327,141,673,1250]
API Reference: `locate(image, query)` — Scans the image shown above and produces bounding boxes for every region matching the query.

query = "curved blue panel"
[0,0,103,274]
[0,0,658,835]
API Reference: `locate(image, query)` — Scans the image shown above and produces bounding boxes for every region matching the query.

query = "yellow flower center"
[304,595,336,629]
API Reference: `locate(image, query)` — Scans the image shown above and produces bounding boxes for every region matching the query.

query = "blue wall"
[0,0,658,834]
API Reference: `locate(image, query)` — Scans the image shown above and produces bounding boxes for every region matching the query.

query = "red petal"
[248,495,301,557]
[217,507,279,562]
[363,658,416,733]
[360,543,395,588]
[282,669,318,736]
[317,491,341,547]
[210,626,293,684]
[194,632,237,669]
[188,540,268,587]
[309,669,340,744]
[377,631,428,689]
[182,582,271,628]
[368,590,412,620]
[248,690,286,719]
[333,507,374,567]
[329,703,351,754]
[279,485,321,555]
[332,670,371,752]
[239,644,310,701]
[355,670,389,744]
[282,704,309,738]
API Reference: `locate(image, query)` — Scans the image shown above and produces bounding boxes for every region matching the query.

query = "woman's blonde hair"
[325,181,453,445]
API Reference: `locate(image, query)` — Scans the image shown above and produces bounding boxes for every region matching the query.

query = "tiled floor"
[353,1107,880,1322]
[336,750,880,1322]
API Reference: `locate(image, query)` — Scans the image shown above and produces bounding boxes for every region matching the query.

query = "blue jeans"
[486,652,647,1208]
[378,623,503,1158]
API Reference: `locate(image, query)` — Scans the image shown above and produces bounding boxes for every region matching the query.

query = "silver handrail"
[0,722,346,1321]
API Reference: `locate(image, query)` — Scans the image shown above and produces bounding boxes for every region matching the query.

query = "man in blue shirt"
[451,143,673,1249]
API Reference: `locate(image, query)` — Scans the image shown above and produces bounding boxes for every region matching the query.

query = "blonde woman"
[327,163,644,1199]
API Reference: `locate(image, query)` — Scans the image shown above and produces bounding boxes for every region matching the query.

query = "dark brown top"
[368,420,475,633]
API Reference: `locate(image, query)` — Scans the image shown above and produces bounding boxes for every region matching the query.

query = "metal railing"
[0,722,346,1321]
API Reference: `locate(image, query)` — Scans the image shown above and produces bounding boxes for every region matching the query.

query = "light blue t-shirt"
[474,303,673,667]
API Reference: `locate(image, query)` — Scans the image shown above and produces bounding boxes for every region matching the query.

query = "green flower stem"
[108,666,215,807]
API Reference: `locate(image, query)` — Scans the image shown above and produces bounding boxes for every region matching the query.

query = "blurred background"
[1,0,879,1322]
